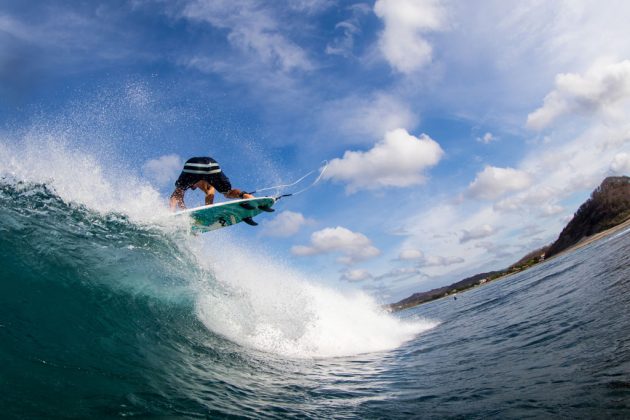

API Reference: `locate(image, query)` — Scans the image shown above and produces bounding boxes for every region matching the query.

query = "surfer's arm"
[169,187,186,210]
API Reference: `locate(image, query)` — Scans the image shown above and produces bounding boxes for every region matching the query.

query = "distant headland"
[389,176,630,311]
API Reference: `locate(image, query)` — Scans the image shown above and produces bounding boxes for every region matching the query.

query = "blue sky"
[2,0,630,302]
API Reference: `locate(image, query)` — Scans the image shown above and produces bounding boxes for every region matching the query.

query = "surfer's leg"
[169,187,186,210]
[205,187,215,205]
[194,180,216,205]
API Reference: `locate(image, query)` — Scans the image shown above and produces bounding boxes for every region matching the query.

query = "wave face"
[0,139,434,418]
[4,137,628,419]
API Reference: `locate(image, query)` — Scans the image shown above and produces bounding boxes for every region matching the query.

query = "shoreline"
[391,216,630,312]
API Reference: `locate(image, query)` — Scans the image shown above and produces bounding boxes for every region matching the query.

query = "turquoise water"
[1,180,629,418]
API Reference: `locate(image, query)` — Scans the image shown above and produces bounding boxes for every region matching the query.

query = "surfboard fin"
[242,217,258,226]
[239,202,256,210]
[258,205,275,212]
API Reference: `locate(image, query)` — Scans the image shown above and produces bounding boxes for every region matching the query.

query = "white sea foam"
[0,134,173,224]
[194,239,438,358]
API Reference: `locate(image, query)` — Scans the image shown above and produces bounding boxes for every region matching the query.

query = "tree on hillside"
[546,176,630,257]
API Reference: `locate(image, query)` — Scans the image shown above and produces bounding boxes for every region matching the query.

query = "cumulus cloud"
[291,226,380,265]
[527,60,630,130]
[460,224,496,243]
[610,152,630,175]
[340,268,373,282]
[181,0,312,73]
[324,128,444,193]
[374,0,445,73]
[141,154,182,187]
[261,211,312,237]
[467,166,532,200]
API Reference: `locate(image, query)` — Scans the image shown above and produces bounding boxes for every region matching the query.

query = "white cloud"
[340,268,373,282]
[541,203,564,216]
[261,211,312,237]
[398,249,423,261]
[403,2,630,132]
[181,0,312,73]
[325,4,371,57]
[323,93,418,142]
[141,154,182,187]
[610,152,630,175]
[0,8,139,81]
[494,185,558,213]
[291,226,380,265]
[460,224,496,243]
[512,123,630,214]
[0,11,104,50]
[467,166,532,200]
[527,60,630,130]
[0,14,35,43]
[477,132,497,144]
[419,255,464,267]
[473,241,514,260]
[394,202,517,287]
[374,0,445,74]
[397,247,463,267]
[287,0,334,14]
[324,128,444,193]
[375,266,425,281]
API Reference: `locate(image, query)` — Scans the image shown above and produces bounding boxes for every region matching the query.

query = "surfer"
[169,157,254,210]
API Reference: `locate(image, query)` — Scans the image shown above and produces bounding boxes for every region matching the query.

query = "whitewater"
[1,137,629,418]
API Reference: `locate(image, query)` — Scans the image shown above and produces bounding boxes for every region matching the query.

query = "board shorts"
[174,157,232,193]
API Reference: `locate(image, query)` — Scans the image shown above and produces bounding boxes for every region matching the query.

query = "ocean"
[1,175,629,418]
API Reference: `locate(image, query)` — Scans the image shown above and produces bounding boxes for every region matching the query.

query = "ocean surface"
[1,177,629,419]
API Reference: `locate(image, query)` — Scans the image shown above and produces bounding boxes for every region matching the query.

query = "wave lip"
[0,137,170,223]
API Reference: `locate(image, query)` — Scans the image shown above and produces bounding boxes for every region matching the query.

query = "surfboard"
[175,197,276,232]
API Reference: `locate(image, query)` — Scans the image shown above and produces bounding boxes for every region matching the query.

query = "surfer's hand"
[226,189,253,199]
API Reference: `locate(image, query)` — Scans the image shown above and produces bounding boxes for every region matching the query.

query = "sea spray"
[194,239,438,358]
[0,133,169,223]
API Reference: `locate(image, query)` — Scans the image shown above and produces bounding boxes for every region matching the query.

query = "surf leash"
[246,161,329,201]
